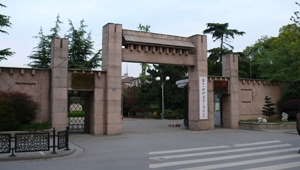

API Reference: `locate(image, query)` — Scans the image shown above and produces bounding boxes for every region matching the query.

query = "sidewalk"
[0,142,81,162]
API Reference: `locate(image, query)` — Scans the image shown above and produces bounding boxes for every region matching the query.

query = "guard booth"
[176,78,230,128]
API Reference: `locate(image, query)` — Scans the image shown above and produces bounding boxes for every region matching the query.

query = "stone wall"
[239,79,288,120]
[0,67,51,123]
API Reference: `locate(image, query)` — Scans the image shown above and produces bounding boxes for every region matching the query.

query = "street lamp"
[155,76,170,119]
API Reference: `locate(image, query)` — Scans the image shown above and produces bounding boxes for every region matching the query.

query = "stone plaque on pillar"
[199,76,208,120]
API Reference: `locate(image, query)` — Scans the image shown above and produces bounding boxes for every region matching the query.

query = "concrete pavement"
[0,118,298,162]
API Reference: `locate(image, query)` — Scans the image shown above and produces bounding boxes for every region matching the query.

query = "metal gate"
[68,91,90,133]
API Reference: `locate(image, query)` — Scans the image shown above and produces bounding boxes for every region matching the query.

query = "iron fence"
[0,127,69,157]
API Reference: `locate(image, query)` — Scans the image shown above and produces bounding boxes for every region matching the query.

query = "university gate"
[102,23,212,134]
[0,23,285,135]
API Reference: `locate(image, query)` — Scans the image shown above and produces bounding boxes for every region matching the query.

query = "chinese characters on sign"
[214,80,229,94]
[199,76,208,120]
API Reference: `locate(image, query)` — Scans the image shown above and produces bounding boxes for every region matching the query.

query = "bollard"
[65,126,70,151]
[51,128,57,154]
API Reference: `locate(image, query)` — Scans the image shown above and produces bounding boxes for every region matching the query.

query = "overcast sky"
[0,0,298,77]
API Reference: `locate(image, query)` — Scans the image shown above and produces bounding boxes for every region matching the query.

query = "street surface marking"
[234,140,281,147]
[149,140,281,155]
[245,162,300,170]
[149,145,230,155]
[149,148,295,169]
[149,140,300,169]
[175,154,300,170]
[149,144,291,160]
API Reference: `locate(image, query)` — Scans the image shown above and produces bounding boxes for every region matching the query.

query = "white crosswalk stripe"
[148,140,300,169]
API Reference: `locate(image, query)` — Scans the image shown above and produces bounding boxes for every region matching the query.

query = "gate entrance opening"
[68,91,91,133]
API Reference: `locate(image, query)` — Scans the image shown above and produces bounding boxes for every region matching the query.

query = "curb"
[0,147,76,162]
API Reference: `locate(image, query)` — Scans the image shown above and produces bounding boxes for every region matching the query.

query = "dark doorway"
[214,94,223,127]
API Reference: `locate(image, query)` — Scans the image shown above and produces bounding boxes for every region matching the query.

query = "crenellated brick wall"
[238,79,288,120]
[0,67,51,123]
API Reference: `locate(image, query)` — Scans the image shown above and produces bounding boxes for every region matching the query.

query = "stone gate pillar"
[222,54,239,128]
[102,23,122,135]
[188,35,214,130]
[50,38,69,132]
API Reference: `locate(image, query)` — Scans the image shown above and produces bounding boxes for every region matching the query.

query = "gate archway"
[102,23,211,135]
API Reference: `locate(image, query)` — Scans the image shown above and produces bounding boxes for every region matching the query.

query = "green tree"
[137,24,151,83]
[141,64,188,114]
[290,2,300,24]
[28,16,101,70]
[207,48,223,76]
[254,24,300,82]
[203,23,245,62]
[262,96,276,120]
[0,3,14,61]
[242,36,276,79]
[28,15,63,68]
[66,19,101,70]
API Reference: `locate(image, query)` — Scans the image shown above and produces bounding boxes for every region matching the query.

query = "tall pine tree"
[66,19,100,70]
[27,15,63,68]
[28,16,101,70]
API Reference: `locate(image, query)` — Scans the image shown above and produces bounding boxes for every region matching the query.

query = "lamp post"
[155,76,170,119]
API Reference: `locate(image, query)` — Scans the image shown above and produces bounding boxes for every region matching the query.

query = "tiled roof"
[123,34,195,48]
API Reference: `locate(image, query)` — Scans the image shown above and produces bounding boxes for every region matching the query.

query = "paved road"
[1,118,300,170]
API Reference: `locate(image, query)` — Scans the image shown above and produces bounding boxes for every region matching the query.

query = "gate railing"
[0,126,69,157]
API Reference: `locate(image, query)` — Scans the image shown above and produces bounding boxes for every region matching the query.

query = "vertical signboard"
[199,76,208,120]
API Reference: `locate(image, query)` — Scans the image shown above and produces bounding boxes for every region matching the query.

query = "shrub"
[0,90,39,131]
[18,122,52,132]
[281,99,300,118]
[262,96,276,120]
[164,109,184,119]
[68,111,85,117]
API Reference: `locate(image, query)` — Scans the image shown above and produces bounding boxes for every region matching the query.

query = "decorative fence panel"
[0,134,11,153]
[0,127,69,157]
[15,133,50,152]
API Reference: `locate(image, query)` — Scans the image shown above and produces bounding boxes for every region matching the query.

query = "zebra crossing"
[148,140,300,170]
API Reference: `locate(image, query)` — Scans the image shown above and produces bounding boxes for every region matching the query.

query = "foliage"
[18,122,52,132]
[203,23,245,76]
[244,24,300,104]
[280,99,300,118]
[203,23,245,62]
[0,90,39,131]
[252,25,300,82]
[28,15,101,70]
[66,19,101,70]
[0,3,14,61]
[27,15,62,68]
[262,96,276,120]
[290,2,300,24]
[143,64,188,112]
[122,64,188,118]
[163,109,184,119]
[137,24,151,84]
[122,86,147,115]
[68,111,85,117]
[236,52,251,78]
